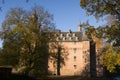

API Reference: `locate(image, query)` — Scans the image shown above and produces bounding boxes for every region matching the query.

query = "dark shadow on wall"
[80,41,97,77]
[80,49,90,77]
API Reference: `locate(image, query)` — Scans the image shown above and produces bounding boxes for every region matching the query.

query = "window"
[73,33,76,37]
[74,65,77,69]
[85,58,87,63]
[60,34,64,37]
[76,37,79,40]
[69,37,73,40]
[67,33,69,37]
[73,48,77,53]
[63,37,66,40]
[74,41,76,45]
[74,56,76,61]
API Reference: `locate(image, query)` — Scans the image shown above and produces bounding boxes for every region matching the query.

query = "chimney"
[78,23,82,32]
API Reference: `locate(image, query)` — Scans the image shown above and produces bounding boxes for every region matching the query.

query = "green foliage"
[85,26,96,40]
[80,0,120,46]
[100,45,120,73]
[0,6,55,76]
[98,23,120,73]
[49,41,68,75]
[104,22,120,47]
[83,23,120,73]
[80,0,120,74]
[81,21,103,42]
[80,0,120,20]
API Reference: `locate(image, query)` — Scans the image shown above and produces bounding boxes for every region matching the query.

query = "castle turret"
[78,23,82,32]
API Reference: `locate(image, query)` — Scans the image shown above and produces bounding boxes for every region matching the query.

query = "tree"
[100,45,120,73]
[0,39,20,67]
[49,41,68,75]
[81,21,105,77]
[0,6,55,76]
[80,0,120,45]
[80,0,120,74]
[80,0,120,20]
[82,22,120,74]
[99,22,120,74]
[0,8,25,68]
[104,22,120,47]
[105,15,116,25]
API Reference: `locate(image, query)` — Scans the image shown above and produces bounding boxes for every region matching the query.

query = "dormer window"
[63,37,66,40]
[56,37,59,41]
[67,33,69,37]
[60,34,63,37]
[69,37,73,40]
[73,33,76,37]
[76,37,78,40]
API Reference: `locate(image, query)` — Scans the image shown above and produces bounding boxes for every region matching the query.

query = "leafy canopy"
[80,0,120,20]
[80,0,120,73]
[0,6,55,75]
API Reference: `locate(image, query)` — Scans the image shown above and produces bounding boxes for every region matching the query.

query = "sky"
[0,0,106,48]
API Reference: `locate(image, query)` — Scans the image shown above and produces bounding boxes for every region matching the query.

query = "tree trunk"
[57,47,61,75]
[45,51,49,75]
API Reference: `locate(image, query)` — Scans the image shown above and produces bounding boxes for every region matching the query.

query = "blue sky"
[0,0,106,48]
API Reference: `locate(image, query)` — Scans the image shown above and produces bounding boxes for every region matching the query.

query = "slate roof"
[54,30,83,42]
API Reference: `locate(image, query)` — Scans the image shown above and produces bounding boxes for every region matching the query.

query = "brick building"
[48,24,103,77]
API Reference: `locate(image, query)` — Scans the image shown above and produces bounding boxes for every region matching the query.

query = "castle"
[48,24,103,77]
